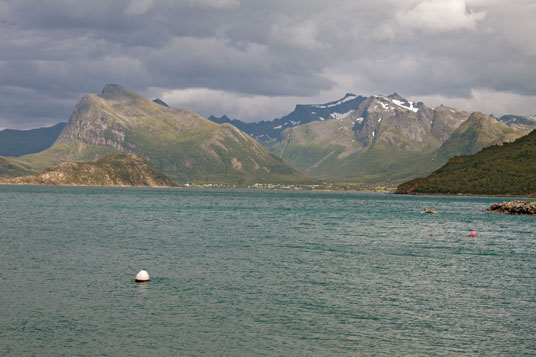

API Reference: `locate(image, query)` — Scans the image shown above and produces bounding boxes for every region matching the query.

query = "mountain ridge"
[210,93,535,185]
[2,88,534,187]
[209,93,367,144]
[0,122,67,157]
[1,84,316,185]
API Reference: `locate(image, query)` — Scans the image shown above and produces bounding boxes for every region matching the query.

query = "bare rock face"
[54,91,138,153]
[488,201,536,215]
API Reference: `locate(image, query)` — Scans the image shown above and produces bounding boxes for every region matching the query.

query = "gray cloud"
[0,0,535,128]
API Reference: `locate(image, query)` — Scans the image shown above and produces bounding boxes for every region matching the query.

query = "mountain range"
[211,94,535,185]
[209,93,367,145]
[1,86,534,188]
[0,84,314,185]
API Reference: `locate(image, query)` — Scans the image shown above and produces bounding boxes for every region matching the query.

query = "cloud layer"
[0,0,535,128]
[396,0,486,32]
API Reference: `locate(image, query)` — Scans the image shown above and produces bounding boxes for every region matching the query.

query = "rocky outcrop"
[0,154,177,187]
[488,201,536,215]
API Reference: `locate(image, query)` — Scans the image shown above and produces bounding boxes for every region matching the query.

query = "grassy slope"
[270,121,350,174]
[396,129,536,195]
[269,112,443,185]
[271,133,440,185]
[0,156,37,177]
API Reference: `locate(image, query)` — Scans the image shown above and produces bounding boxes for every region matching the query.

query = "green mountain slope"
[1,84,314,185]
[0,156,38,178]
[395,129,536,195]
[1,153,177,187]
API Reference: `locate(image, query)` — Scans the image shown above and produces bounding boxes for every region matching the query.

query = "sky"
[1,0,535,129]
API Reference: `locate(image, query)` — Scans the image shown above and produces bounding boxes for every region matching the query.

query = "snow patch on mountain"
[313,94,357,109]
[392,99,419,113]
[329,110,355,120]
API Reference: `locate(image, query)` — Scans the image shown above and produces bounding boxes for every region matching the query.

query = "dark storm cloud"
[0,0,535,128]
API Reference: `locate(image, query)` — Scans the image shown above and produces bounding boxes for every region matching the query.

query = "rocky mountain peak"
[99,83,143,101]
[387,92,406,102]
[466,112,495,123]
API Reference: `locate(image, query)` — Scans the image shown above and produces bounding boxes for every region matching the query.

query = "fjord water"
[1,186,535,355]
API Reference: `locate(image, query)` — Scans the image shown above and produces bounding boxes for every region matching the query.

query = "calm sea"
[1,185,535,356]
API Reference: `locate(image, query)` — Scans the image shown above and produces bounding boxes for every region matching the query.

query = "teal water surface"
[0,185,535,355]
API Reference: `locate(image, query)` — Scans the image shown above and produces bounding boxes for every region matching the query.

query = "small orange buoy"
[470,231,477,237]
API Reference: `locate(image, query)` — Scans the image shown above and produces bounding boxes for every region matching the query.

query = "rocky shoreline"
[488,200,536,215]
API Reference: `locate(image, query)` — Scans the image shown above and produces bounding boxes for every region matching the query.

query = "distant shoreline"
[2,181,535,198]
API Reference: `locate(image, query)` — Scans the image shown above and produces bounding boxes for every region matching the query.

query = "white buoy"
[135,269,150,282]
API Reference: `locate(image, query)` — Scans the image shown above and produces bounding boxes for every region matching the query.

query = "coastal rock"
[0,153,177,187]
[488,200,536,215]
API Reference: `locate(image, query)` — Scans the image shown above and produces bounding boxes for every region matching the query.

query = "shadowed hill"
[0,122,67,156]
